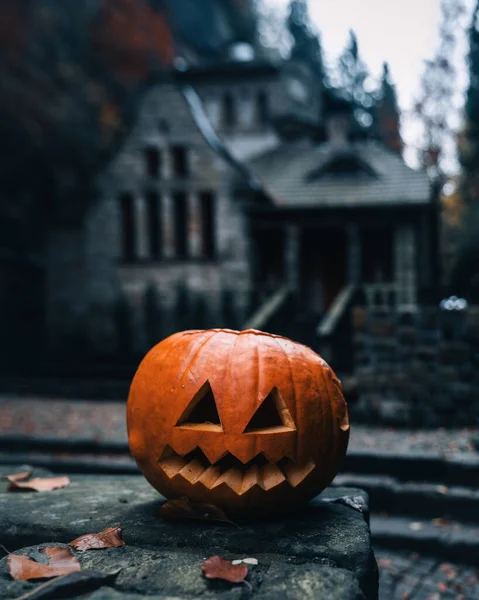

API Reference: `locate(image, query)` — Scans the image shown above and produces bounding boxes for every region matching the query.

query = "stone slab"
[0,467,377,599]
[1,544,367,600]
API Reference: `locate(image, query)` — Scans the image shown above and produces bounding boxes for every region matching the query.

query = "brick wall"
[351,306,479,428]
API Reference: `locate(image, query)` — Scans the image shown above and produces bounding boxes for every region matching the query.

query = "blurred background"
[2,2,479,596]
[2,0,479,425]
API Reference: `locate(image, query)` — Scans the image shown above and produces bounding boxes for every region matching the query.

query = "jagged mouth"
[158,446,316,494]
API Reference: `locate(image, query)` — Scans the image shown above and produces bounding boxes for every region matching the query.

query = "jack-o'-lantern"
[127,329,349,516]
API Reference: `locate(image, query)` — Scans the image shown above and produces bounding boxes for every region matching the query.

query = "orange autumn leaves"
[8,547,81,581]
[6,527,125,581]
[4,470,71,492]
[70,526,125,551]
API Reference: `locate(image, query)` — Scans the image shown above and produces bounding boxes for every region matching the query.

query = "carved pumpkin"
[127,329,349,516]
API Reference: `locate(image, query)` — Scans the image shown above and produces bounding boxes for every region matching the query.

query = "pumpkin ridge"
[272,335,298,426]
[176,329,222,389]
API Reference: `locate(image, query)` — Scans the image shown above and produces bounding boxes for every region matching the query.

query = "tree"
[336,30,374,120]
[413,0,466,174]
[287,0,327,83]
[450,0,479,298]
[375,63,403,154]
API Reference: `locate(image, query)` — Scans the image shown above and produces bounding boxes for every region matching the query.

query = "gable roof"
[247,140,431,209]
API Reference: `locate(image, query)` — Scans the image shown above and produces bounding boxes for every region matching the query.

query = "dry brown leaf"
[157,497,237,526]
[4,470,32,483]
[201,556,248,584]
[8,547,81,581]
[8,476,70,492]
[69,526,125,550]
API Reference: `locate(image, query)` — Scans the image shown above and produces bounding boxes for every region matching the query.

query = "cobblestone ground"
[376,549,479,600]
[0,395,477,455]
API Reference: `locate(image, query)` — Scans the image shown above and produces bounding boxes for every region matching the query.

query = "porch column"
[284,225,300,292]
[394,225,417,310]
[134,195,149,259]
[347,223,361,284]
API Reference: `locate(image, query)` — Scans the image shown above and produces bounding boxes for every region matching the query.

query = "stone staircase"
[333,449,479,565]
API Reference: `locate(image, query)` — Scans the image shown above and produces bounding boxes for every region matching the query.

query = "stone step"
[0,452,138,475]
[370,514,479,566]
[333,473,479,524]
[343,448,479,487]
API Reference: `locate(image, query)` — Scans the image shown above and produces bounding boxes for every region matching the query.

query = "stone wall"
[351,306,479,428]
[44,82,254,365]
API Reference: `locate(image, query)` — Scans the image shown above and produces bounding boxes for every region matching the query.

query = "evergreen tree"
[287,0,327,83]
[337,30,374,118]
[451,0,479,298]
[461,0,479,186]
[376,63,403,154]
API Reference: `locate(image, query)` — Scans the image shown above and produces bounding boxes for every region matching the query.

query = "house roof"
[246,139,431,209]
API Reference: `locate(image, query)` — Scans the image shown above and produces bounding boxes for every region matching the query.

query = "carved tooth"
[178,459,206,484]
[198,465,222,489]
[284,460,316,487]
[241,465,261,494]
[260,463,287,491]
[211,468,243,494]
[158,455,187,478]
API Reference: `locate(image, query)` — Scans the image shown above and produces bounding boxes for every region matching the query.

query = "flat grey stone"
[1,545,366,600]
[0,473,377,599]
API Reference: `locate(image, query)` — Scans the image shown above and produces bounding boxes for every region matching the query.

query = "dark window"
[172,146,189,178]
[147,191,162,260]
[145,147,161,178]
[223,91,236,127]
[257,90,269,125]
[120,193,136,261]
[173,192,188,258]
[199,192,216,259]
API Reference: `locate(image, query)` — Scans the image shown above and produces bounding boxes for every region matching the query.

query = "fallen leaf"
[437,581,448,592]
[432,518,451,527]
[201,556,248,584]
[10,569,121,600]
[231,558,258,566]
[158,497,238,527]
[8,547,81,580]
[409,522,424,532]
[8,476,70,492]
[4,470,32,483]
[69,526,125,550]
[377,559,392,568]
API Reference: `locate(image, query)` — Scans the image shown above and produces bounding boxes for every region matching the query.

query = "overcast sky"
[266,0,472,170]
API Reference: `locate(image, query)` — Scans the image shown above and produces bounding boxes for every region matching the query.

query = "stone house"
[7,55,437,376]
[42,58,321,367]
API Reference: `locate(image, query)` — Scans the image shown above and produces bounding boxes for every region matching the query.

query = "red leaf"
[157,497,237,526]
[69,526,125,550]
[4,470,32,483]
[201,556,248,584]
[8,476,70,492]
[437,581,448,591]
[8,547,81,580]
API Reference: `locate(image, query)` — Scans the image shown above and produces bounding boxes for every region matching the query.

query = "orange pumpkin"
[127,329,349,516]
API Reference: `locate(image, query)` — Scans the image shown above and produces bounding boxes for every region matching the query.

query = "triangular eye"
[175,381,223,429]
[244,388,296,433]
